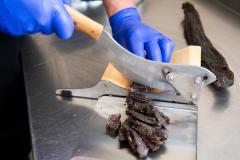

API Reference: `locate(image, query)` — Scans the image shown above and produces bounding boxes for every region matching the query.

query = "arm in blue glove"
[103,0,175,62]
[0,0,74,39]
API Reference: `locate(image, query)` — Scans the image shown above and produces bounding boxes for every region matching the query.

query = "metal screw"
[166,73,175,81]
[195,77,202,85]
[162,67,170,74]
[190,94,197,100]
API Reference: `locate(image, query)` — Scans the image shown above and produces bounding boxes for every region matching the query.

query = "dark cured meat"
[127,117,167,140]
[126,109,159,126]
[130,82,153,93]
[127,97,169,128]
[182,2,234,88]
[106,114,121,137]
[126,108,169,128]
[127,98,154,114]
[125,82,170,155]
[123,121,149,158]
[118,121,128,142]
[128,91,151,103]
[106,83,169,158]
[127,117,167,151]
[154,111,170,128]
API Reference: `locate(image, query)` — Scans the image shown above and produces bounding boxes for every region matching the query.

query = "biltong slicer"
[56,46,216,160]
[56,46,215,104]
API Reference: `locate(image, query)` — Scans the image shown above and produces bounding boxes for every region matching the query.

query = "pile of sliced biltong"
[106,83,169,158]
[182,2,234,88]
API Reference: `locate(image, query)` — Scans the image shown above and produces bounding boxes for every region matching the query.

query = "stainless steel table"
[21,0,240,160]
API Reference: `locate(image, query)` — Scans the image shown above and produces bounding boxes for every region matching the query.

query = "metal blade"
[56,80,197,104]
[98,30,216,89]
[56,80,128,99]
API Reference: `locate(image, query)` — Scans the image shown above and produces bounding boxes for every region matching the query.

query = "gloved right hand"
[0,0,74,39]
[110,8,175,62]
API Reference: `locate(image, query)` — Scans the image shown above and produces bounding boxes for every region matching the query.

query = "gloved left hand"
[110,8,175,62]
[0,0,73,39]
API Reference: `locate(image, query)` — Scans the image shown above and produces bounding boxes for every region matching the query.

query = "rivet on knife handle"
[65,5,104,40]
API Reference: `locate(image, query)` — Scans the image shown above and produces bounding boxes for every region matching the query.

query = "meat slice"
[118,122,128,142]
[154,110,170,128]
[123,121,149,158]
[106,114,121,137]
[156,110,170,124]
[127,98,154,114]
[128,91,151,103]
[126,109,159,126]
[127,101,169,126]
[127,117,168,151]
[130,82,153,93]
[127,117,167,139]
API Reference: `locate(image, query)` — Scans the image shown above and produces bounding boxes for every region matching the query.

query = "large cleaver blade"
[65,5,216,89]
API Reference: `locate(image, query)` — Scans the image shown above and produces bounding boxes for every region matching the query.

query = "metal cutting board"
[64,96,197,160]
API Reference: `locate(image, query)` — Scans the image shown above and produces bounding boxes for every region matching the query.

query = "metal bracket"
[163,71,204,104]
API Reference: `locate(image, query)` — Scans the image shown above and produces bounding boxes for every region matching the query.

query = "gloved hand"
[0,0,74,39]
[110,8,175,62]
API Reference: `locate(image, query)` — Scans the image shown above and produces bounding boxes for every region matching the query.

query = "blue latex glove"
[110,8,175,62]
[0,0,74,39]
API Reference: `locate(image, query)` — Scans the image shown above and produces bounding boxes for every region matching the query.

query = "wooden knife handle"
[65,5,104,40]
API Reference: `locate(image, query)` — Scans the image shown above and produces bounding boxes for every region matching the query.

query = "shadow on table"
[210,86,230,112]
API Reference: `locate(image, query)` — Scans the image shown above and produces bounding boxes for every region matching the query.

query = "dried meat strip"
[182,2,234,88]
[106,114,121,137]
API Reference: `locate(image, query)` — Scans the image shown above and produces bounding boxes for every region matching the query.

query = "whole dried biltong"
[106,114,121,137]
[182,2,234,88]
